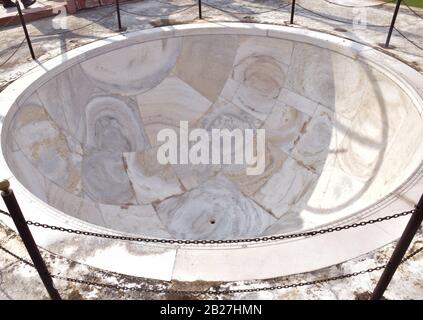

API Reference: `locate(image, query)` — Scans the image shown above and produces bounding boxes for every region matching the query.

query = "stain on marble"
[77,196,107,227]
[199,97,262,131]
[253,157,318,218]
[197,97,261,178]
[123,148,184,205]
[37,64,95,142]
[261,210,304,236]
[231,55,288,121]
[99,203,171,237]
[263,101,311,154]
[223,142,288,196]
[361,102,423,202]
[5,141,49,203]
[234,36,294,67]
[10,94,82,195]
[285,43,335,109]
[172,163,221,191]
[83,95,149,152]
[80,38,182,95]
[43,178,107,227]
[335,77,407,182]
[277,88,319,117]
[81,150,136,205]
[155,175,276,240]
[290,106,334,174]
[305,163,367,215]
[332,57,371,120]
[173,35,239,102]
[137,76,212,146]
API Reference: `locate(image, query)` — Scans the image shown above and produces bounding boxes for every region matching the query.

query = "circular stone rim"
[0,23,422,282]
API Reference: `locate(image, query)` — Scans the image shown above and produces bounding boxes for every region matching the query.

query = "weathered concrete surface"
[0,0,423,299]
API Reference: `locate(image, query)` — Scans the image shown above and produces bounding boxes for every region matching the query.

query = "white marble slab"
[83,95,149,152]
[99,203,171,238]
[9,93,83,196]
[80,38,182,95]
[123,149,184,205]
[156,175,276,240]
[263,101,311,154]
[253,157,319,218]
[36,64,95,142]
[81,150,136,205]
[173,34,239,102]
[137,76,212,146]
[231,55,288,121]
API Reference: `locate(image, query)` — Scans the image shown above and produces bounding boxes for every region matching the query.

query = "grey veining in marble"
[173,35,239,102]
[80,38,182,95]
[83,95,149,152]
[4,31,422,240]
[123,149,184,205]
[155,175,276,240]
[37,64,95,142]
[82,150,136,205]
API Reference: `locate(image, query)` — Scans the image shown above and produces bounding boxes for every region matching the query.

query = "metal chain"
[0,208,414,244]
[1,240,421,295]
[403,2,423,20]
[202,2,291,16]
[1,210,422,295]
[48,245,423,295]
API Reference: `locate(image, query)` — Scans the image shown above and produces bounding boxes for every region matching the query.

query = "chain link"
[49,245,423,295]
[0,208,415,244]
[1,208,422,295]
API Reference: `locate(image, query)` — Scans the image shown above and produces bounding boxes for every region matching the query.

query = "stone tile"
[81,149,137,205]
[9,93,82,196]
[305,164,368,218]
[83,95,149,152]
[199,97,262,131]
[223,143,289,197]
[44,180,107,228]
[260,211,304,236]
[36,63,95,142]
[285,42,371,120]
[155,175,275,240]
[290,106,335,173]
[123,149,184,205]
[173,34,239,102]
[99,203,171,237]
[263,101,311,154]
[137,76,212,147]
[231,54,288,121]
[278,88,319,117]
[234,35,294,66]
[80,38,182,95]
[253,157,319,218]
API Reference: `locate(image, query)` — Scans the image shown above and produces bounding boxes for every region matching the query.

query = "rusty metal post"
[385,0,402,48]
[198,0,202,19]
[0,180,61,300]
[371,193,423,300]
[290,0,296,24]
[115,0,124,31]
[15,1,35,60]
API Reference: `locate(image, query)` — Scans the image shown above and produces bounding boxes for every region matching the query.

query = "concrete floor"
[0,0,423,299]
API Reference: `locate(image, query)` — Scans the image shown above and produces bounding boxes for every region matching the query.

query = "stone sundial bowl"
[0,23,422,281]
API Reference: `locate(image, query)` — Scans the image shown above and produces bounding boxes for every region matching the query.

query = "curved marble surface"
[1,23,422,282]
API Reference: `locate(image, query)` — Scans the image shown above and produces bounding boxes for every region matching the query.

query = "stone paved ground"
[0,0,423,300]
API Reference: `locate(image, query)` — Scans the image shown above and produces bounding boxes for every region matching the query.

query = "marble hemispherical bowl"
[1,23,422,282]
